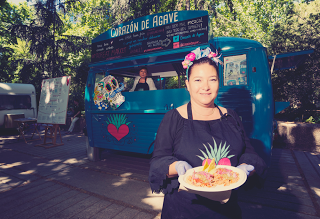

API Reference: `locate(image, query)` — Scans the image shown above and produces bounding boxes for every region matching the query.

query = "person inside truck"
[129,67,157,91]
[149,47,267,219]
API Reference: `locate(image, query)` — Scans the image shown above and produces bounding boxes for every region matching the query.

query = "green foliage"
[305,116,316,124]
[0,1,32,82]
[270,0,320,111]
[124,77,135,91]
[305,113,320,124]
[211,0,295,46]
[62,0,113,39]
[165,76,186,89]
[5,0,90,106]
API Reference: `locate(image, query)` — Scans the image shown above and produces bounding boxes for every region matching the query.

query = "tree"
[209,0,295,47]
[269,0,320,112]
[7,0,90,105]
[0,1,32,82]
[11,0,89,79]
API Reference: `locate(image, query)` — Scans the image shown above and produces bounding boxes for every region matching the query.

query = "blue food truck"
[85,10,286,165]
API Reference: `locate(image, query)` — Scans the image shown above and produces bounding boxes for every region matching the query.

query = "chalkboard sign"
[91,13,208,63]
[37,76,71,124]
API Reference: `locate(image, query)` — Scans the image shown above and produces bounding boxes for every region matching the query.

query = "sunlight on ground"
[57,168,71,176]
[141,190,164,211]
[19,170,35,175]
[37,162,56,167]
[52,164,68,171]
[49,159,62,163]
[277,184,308,194]
[277,186,287,191]
[63,158,82,164]
[0,176,11,184]
[0,161,26,169]
[120,172,132,177]
[112,177,130,187]
[312,129,320,146]
[311,187,320,198]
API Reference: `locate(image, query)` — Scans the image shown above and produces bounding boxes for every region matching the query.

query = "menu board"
[91,15,208,63]
[37,76,71,124]
[223,54,247,86]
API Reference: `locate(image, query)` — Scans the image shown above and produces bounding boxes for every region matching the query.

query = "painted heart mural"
[106,114,131,141]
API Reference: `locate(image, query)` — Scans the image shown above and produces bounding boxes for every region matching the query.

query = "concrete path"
[1,129,320,219]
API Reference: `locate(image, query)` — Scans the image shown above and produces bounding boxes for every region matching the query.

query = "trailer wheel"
[85,136,100,161]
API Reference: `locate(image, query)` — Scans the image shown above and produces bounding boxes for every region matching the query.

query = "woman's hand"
[237,163,255,176]
[175,161,192,176]
[167,161,192,178]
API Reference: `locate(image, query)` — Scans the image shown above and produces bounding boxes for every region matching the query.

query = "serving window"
[105,63,186,91]
[223,54,247,86]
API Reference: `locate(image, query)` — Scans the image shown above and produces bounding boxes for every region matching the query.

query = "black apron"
[162,102,244,219]
[134,77,149,91]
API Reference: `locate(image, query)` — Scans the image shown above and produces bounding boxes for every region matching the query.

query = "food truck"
[0,83,37,128]
[85,10,286,165]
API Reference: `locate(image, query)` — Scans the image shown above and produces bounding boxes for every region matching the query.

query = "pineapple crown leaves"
[197,137,234,164]
[106,114,131,129]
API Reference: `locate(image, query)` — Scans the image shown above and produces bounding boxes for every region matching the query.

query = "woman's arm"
[167,161,178,178]
[149,110,182,193]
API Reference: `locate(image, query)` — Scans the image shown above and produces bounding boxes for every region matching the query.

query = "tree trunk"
[186,0,190,10]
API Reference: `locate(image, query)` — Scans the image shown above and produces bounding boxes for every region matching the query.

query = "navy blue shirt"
[149,104,267,218]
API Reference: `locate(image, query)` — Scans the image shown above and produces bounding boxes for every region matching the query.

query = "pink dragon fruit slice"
[218,158,231,166]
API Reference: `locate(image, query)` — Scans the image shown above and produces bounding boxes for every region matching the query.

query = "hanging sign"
[91,11,209,63]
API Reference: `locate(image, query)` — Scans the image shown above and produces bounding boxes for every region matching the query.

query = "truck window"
[95,73,105,84]
[223,54,247,86]
[0,95,32,110]
[164,76,186,89]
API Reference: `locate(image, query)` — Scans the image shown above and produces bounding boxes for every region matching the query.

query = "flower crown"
[182,47,223,79]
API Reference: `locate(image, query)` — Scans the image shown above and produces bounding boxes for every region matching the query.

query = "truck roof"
[211,37,264,52]
[0,83,36,95]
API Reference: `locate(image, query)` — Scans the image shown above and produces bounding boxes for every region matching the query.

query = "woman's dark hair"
[139,66,148,75]
[187,57,219,81]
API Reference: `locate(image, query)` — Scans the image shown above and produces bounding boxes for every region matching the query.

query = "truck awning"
[268,49,314,72]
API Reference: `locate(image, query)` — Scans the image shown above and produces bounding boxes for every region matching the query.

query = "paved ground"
[0,128,320,219]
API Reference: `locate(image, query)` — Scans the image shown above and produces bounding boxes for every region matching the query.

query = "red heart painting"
[107,124,129,141]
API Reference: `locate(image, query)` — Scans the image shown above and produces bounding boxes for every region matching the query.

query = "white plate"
[178,165,247,192]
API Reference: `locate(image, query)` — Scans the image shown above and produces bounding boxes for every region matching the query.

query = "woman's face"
[186,63,219,107]
[139,68,147,78]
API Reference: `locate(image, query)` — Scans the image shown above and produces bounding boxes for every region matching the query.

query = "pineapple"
[196,137,234,166]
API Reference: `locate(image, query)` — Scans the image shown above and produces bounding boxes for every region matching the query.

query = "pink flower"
[182,60,190,69]
[208,52,217,58]
[185,52,196,61]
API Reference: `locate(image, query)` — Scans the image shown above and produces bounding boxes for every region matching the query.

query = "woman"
[129,67,157,91]
[149,47,267,219]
